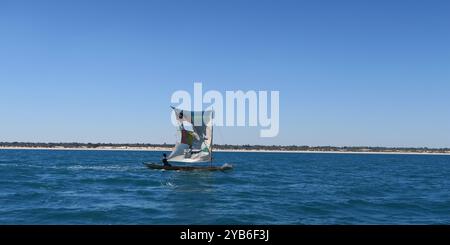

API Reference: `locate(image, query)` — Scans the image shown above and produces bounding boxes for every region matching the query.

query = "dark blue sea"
[1,149,449,224]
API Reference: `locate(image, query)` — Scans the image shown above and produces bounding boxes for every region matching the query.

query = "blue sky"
[0,0,449,147]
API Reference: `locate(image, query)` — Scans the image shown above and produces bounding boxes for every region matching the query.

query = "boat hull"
[143,163,232,171]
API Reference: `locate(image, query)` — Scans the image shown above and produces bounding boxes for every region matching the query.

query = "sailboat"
[143,107,233,171]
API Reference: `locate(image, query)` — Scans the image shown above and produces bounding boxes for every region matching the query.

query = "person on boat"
[184,145,193,158]
[161,153,171,167]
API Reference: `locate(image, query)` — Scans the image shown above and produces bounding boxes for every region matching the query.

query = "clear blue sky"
[1,0,449,147]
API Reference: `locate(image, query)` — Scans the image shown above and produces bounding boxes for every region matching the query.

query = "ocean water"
[0,149,449,224]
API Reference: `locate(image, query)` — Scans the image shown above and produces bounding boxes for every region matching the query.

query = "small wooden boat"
[144,107,233,172]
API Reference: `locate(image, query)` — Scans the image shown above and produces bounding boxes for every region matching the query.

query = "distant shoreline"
[1,146,449,156]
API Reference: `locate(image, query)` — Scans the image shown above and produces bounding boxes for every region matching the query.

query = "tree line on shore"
[1,142,449,153]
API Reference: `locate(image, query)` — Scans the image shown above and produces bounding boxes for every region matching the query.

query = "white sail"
[167,107,213,163]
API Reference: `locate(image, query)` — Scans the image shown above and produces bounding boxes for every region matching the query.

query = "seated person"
[161,153,171,167]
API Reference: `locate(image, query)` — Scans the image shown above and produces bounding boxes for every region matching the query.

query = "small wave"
[0,163,19,167]
[67,165,134,171]
[160,181,176,187]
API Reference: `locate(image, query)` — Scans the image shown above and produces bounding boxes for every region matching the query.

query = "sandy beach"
[1,146,449,156]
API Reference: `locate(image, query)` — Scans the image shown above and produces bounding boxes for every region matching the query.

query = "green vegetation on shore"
[1,142,449,154]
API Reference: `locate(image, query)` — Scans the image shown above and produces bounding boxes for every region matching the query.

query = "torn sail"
[167,107,213,163]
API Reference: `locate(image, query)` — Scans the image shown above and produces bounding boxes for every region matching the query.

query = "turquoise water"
[0,149,449,224]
